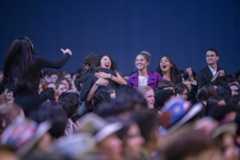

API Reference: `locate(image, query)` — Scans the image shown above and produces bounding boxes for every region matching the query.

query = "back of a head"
[155,88,175,110]
[115,85,148,110]
[59,92,80,118]
[132,110,159,143]
[162,129,216,160]
[33,101,68,139]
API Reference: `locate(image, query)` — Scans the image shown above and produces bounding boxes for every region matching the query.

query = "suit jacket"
[197,66,222,88]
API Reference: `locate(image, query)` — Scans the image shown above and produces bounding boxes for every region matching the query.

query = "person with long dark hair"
[3,37,72,94]
[80,54,126,104]
[156,56,181,85]
[2,37,72,116]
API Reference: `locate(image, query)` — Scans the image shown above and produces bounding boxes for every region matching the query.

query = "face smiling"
[160,56,172,73]
[100,56,112,69]
[135,54,148,71]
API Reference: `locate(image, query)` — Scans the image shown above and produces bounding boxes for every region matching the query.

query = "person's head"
[159,56,174,73]
[206,49,220,66]
[133,110,160,150]
[175,83,189,100]
[49,73,59,83]
[183,67,197,81]
[118,119,144,159]
[63,72,72,82]
[155,88,175,110]
[55,78,71,98]
[1,117,51,156]
[98,55,116,70]
[229,83,239,97]
[162,129,221,160]
[76,113,123,160]
[33,101,68,140]
[97,134,123,160]
[83,54,99,71]
[115,85,148,111]
[58,92,80,119]
[97,86,148,119]
[138,86,155,109]
[157,56,180,83]
[135,51,151,71]
[93,86,116,109]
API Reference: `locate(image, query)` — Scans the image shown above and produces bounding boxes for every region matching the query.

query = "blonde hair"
[139,50,151,62]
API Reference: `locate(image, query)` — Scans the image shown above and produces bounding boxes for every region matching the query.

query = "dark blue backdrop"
[0,0,240,74]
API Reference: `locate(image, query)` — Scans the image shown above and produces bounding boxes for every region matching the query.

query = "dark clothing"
[80,68,120,101]
[3,54,70,94]
[15,88,55,117]
[3,54,70,117]
[197,66,223,88]
[0,81,4,94]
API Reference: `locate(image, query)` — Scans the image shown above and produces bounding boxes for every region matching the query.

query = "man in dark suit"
[197,49,225,88]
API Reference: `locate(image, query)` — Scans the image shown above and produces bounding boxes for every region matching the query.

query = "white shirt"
[138,75,148,87]
[208,65,217,77]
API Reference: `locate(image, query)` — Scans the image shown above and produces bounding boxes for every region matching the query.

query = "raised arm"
[95,71,127,85]
[37,48,72,69]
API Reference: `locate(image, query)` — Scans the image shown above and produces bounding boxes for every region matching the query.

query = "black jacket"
[197,66,223,88]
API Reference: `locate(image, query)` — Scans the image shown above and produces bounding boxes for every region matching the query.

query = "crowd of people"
[0,37,240,160]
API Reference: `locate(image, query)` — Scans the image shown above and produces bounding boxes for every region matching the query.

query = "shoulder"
[148,71,161,78]
[199,66,210,74]
[128,72,138,81]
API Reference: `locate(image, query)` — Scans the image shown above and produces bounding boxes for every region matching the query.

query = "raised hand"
[60,48,72,56]
[95,72,112,79]
[95,78,109,86]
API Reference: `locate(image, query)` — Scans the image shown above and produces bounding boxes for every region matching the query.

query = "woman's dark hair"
[58,92,80,119]
[92,86,115,109]
[156,56,181,84]
[155,88,175,110]
[96,54,117,71]
[175,83,189,95]
[116,85,148,110]
[132,110,159,143]
[3,37,34,87]
[77,54,99,75]
[96,86,148,117]
[33,101,68,139]
[163,129,215,160]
